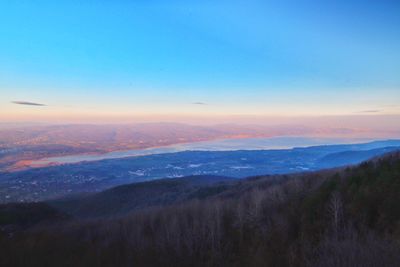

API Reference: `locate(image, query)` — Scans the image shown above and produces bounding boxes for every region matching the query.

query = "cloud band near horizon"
[12,101,46,106]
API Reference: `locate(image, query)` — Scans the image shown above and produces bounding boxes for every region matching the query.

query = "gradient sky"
[0,0,399,122]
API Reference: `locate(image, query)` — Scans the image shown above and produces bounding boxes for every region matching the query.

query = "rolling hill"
[50,175,234,218]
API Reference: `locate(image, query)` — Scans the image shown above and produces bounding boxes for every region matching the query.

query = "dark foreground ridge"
[1,152,400,266]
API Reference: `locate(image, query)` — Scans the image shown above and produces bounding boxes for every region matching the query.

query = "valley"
[1,139,399,203]
[0,123,371,171]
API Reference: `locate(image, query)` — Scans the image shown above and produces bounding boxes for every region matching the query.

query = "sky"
[0,0,399,124]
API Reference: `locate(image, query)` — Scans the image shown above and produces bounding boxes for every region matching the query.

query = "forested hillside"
[1,152,400,267]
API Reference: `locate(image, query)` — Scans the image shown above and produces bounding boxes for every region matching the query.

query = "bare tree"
[327,191,343,238]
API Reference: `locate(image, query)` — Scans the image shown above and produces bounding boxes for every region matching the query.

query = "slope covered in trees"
[1,152,400,267]
[49,175,233,218]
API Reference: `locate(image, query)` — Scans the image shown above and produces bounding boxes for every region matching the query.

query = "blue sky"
[0,0,399,121]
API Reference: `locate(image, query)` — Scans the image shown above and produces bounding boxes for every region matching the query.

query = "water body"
[30,136,372,167]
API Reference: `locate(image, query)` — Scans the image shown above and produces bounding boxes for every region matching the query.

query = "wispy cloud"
[192,102,206,105]
[356,109,382,113]
[12,101,46,106]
